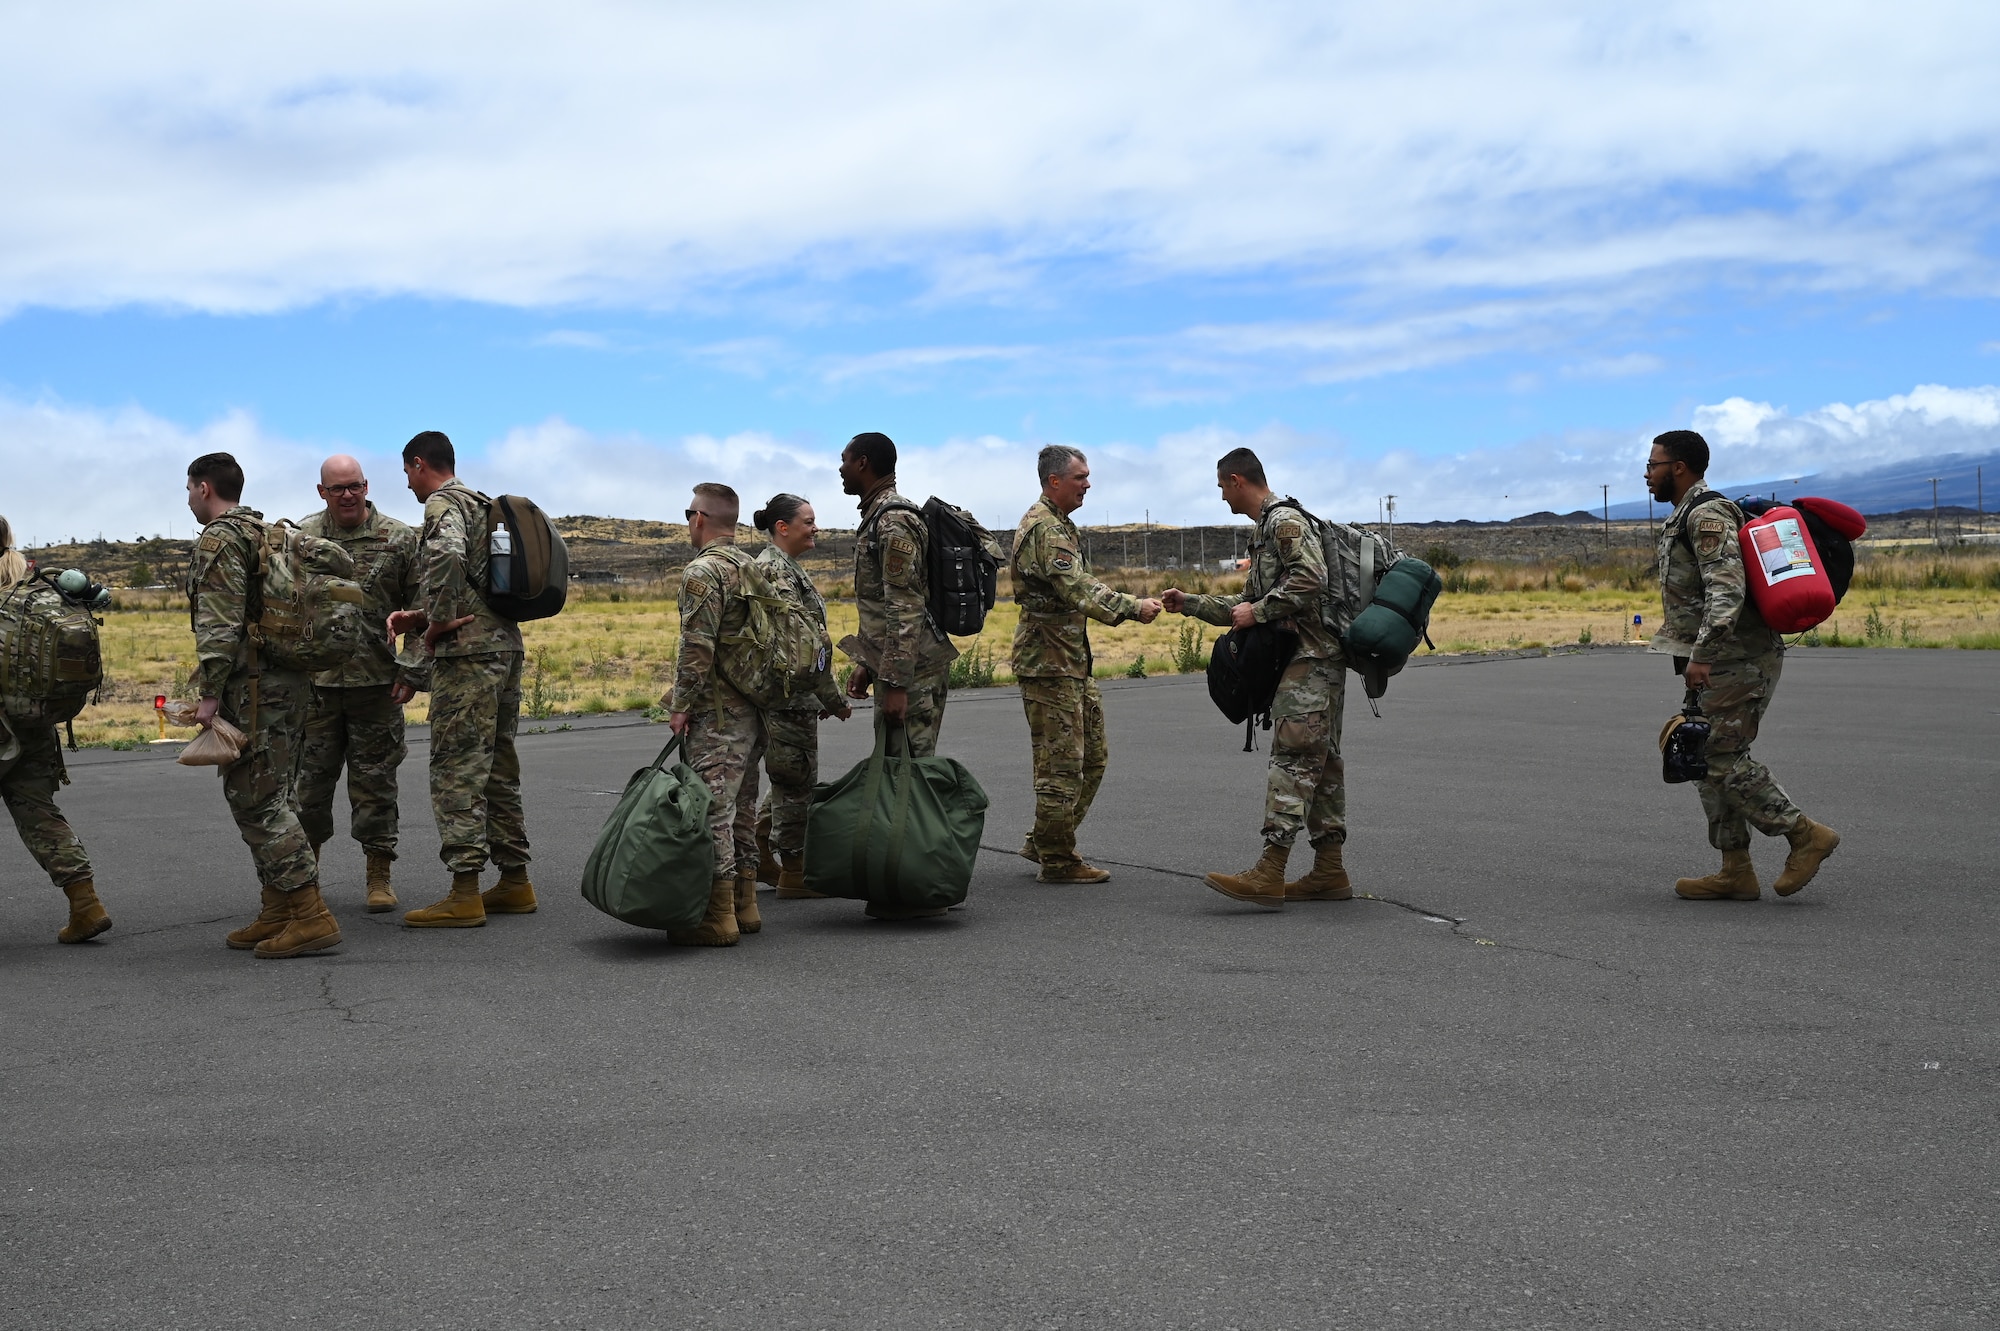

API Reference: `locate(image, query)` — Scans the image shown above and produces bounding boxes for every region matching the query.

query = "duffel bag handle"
[647,730,687,774]
[851,714,918,902]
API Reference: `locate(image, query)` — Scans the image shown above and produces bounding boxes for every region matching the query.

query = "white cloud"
[1,2,1996,316]
[1693,384,2000,478]
[9,383,2000,551]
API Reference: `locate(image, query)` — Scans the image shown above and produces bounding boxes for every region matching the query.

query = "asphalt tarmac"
[3,647,1995,1330]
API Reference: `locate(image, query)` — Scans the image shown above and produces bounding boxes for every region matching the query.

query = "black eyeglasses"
[323,482,366,495]
[1643,460,1674,473]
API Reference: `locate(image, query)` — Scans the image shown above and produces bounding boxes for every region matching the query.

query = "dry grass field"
[60,546,2000,747]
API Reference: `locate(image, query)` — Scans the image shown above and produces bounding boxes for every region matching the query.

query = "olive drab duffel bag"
[580,731,715,930]
[803,719,989,911]
[0,570,107,727]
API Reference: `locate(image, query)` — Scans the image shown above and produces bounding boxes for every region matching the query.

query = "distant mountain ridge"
[1597,449,2000,522]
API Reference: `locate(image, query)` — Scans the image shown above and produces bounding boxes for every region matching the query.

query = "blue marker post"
[1631,613,1644,643]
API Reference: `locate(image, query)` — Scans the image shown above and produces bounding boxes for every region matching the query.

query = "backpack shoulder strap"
[858,498,925,542]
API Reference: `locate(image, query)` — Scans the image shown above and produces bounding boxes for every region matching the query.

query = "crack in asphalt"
[978,843,1638,977]
[315,970,391,1028]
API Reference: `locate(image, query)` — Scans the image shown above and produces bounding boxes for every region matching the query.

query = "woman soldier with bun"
[740,494,851,901]
[0,514,114,944]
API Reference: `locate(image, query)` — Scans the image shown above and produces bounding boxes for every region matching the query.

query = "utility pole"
[1979,466,1985,535]
[1601,483,1610,552]
[1385,495,1397,549]
[1930,477,1942,546]
[1144,509,1150,571]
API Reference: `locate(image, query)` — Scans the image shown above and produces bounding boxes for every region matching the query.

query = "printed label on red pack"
[1750,518,1816,585]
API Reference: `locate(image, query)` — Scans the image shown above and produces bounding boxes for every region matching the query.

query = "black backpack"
[1206,623,1298,750]
[864,497,1001,637]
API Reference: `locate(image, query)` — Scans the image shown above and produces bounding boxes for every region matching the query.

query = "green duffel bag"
[580,732,714,930]
[1342,556,1441,701]
[804,720,989,910]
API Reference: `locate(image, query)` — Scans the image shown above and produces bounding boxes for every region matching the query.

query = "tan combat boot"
[1774,817,1840,896]
[1675,850,1760,900]
[481,864,538,914]
[254,883,343,959]
[56,879,112,944]
[1018,834,1040,865]
[734,869,762,934]
[1038,859,1111,884]
[669,876,740,946]
[1284,839,1353,901]
[774,852,824,899]
[226,886,293,950]
[363,852,398,913]
[1205,843,1290,909]
[404,871,487,928]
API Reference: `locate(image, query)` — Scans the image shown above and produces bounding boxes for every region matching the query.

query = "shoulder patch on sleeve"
[681,566,714,597]
[885,533,917,583]
[1693,515,1728,558]
[198,532,225,553]
[1050,552,1075,573]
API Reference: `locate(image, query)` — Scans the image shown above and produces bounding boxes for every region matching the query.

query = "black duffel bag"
[1207,622,1298,748]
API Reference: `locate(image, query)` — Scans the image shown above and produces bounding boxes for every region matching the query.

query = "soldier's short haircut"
[1037,445,1087,485]
[1216,446,1266,487]
[692,482,740,522]
[186,452,245,502]
[402,430,456,472]
[846,431,897,477]
[1652,429,1710,477]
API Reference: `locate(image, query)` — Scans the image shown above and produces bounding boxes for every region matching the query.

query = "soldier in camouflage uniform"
[296,455,425,913]
[0,516,112,944]
[1165,447,1355,909]
[385,431,535,929]
[1646,430,1840,900]
[664,482,768,946]
[837,432,960,920]
[738,494,851,903]
[184,452,342,958]
[1010,447,1161,884]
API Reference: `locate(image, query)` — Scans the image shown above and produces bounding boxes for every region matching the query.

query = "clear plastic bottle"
[490,525,513,595]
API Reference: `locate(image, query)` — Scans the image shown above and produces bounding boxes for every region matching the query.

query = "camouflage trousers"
[218,666,318,893]
[428,652,529,874]
[297,683,407,858]
[1694,650,1804,852]
[738,704,820,861]
[687,684,767,878]
[0,720,93,889]
[873,670,948,759]
[1019,675,1107,868]
[1263,655,1347,849]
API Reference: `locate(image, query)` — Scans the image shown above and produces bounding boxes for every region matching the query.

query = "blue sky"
[4,2,1999,543]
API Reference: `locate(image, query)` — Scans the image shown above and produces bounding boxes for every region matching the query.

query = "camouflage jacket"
[1010,496,1139,679]
[299,503,426,689]
[1654,482,1781,665]
[845,479,957,689]
[755,545,846,714]
[186,506,283,698]
[417,479,523,658]
[670,542,756,715]
[1180,495,1340,659]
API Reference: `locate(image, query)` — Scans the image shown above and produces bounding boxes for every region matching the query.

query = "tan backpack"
[205,515,369,674]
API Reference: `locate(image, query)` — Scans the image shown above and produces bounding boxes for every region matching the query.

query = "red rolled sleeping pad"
[1739,497,1866,632]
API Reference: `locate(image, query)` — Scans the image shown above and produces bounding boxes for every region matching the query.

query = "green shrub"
[948,643,998,689]
[1125,654,1148,679]
[1172,622,1208,673]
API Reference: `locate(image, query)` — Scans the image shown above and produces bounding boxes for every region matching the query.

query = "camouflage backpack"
[1265,499,1396,635]
[0,574,105,726]
[208,515,369,673]
[704,546,825,709]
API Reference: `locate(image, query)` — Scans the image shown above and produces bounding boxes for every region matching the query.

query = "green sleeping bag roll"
[805,718,989,910]
[1342,556,1442,699]
[580,732,715,930]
